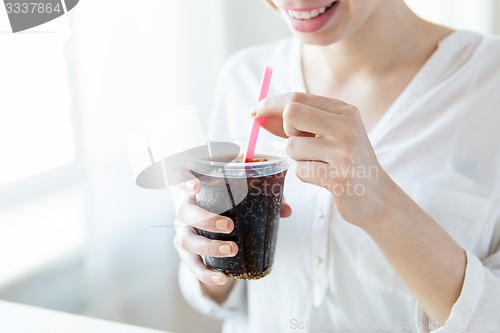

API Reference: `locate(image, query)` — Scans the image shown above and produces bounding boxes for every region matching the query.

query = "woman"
[174,0,500,332]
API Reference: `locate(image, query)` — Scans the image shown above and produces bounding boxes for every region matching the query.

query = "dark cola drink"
[191,152,289,280]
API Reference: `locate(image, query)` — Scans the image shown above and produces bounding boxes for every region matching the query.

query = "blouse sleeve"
[416,250,500,332]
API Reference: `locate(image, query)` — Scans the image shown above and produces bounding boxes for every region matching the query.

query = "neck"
[303,1,441,82]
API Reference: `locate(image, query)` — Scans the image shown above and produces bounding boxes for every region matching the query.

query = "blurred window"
[0,14,85,288]
[0,16,74,186]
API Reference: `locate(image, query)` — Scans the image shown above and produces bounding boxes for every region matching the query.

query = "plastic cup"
[188,141,289,280]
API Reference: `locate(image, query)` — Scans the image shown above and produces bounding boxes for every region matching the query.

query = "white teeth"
[287,10,301,19]
[286,2,335,20]
[288,10,302,19]
[301,11,311,19]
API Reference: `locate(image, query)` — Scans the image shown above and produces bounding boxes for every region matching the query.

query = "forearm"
[363,178,466,326]
[200,278,236,305]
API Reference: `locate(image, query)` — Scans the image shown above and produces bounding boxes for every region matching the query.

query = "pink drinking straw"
[243,66,273,163]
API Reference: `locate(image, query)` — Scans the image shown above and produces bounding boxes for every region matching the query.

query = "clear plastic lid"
[188,140,290,179]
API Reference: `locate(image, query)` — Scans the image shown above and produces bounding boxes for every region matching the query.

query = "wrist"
[359,172,407,234]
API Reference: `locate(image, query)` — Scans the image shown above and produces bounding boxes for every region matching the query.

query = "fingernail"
[185,179,196,192]
[249,108,257,117]
[219,244,232,255]
[215,219,229,232]
[210,274,225,284]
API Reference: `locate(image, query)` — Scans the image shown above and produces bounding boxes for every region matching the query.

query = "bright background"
[0,1,499,332]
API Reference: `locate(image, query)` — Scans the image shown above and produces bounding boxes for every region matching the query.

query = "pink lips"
[282,2,339,33]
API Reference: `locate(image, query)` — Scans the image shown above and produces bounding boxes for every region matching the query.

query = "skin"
[174,0,466,325]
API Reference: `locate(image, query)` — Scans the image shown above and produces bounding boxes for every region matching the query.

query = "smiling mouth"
[285,1,338,20]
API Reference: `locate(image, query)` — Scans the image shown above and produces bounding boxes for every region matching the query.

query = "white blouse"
[179,31,500,333]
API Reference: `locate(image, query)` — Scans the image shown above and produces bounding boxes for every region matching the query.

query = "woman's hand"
[251,92,394,227]
[172,168,292,302]
[172,168,238,287]
[252,92,469,325]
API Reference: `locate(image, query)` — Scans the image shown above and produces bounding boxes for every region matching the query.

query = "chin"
[291,30,342,46]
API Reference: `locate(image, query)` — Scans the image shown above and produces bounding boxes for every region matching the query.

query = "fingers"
[175,225,238,258]
[172,168,237,286]
[172,170,234,234]
[251,93,355,138]
[255,113,289,138]
[280,201,292,218]
[285,136,340,163]
[178,247,230,285]
[170,168,201,195]
[176,199,234,233]
[253,92,349,118]
[283,103,338,137]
